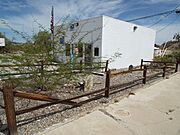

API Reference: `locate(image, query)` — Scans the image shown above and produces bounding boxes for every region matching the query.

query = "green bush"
[172,51,180,63]
[153,55,174,63]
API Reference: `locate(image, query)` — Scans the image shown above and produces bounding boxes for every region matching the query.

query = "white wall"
[0,38,5,47]
[64,16,103,62]
[102,16,156,68]
[58,15,156,68]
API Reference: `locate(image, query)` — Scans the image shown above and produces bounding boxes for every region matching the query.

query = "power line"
[148,12,173,28]
[157,16,179,33]
[126,10,175,22]
[126,3,180,23]
[148,4,180,28]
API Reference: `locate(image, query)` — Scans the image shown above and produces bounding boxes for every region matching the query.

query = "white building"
[57,15,156,69]
[154,47,162,57]
[0,38,5,47]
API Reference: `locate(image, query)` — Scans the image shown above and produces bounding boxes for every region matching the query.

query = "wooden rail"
[14,91,76,105]
[140,59,178,73]
[110,69,144,78]
[104,59,178,99]
[0,60,109,78]
[0,81,107,134]
[0,59,178,134]
[104,66,146,98]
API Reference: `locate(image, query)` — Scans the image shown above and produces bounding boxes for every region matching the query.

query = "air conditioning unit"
[70,24,74,31]
[70,22,79,31]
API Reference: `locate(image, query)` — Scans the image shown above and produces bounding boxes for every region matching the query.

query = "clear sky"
[0,0,180,44]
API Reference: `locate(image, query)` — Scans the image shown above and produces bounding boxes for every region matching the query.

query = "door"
[84,44,92,66]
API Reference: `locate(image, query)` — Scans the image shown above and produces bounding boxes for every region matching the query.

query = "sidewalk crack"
[99,109,138,135]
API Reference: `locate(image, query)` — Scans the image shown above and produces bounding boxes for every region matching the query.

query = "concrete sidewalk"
[39,72,180,135]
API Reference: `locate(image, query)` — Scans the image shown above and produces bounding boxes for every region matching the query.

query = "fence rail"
[0,60,109,77]
[140,59,178,72]
[0,59,178,134]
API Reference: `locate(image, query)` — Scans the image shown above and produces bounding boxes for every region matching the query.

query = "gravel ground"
[0,68,175,135]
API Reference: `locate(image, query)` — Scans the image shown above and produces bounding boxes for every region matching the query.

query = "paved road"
[39,72,180,135]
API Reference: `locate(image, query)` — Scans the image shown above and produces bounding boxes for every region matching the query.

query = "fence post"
[105,60,109,72]
[162,63,166,78]
[143,65,147,84]
[140,59,143,69]
[105,70,110,98]
[3,81,18,135]
[175,62,178,73]
[80,60,83,72]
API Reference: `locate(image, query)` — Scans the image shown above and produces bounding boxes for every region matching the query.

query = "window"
[94,47,99,56]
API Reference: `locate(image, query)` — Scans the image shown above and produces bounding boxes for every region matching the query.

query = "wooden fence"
[140,59,178,78]
[0,60,109,77]
[0,59,178,135]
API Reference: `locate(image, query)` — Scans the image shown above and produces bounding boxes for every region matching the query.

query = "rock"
[0,132,4,135]
[99,98,108,104]
[63,84,75,89]
[114,99,119,103]
[77,96,89,102]
[0,109,4,115]
[84,75,93,92]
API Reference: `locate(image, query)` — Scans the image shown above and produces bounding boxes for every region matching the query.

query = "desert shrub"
[172,50,180,63]
[153,55,174,63]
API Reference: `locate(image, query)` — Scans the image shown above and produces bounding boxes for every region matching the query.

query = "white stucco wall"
[0,38,5,47]
[102,16,156,68]
[64,17,103,62]
[59,15,156,68]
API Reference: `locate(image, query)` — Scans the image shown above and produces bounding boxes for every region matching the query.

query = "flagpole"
[50,6,54,54]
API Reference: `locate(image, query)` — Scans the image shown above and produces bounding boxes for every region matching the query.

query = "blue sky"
[0,0,180,44]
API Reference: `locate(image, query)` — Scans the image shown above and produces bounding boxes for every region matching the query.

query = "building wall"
[64,16,103,62]
[58,15,156,69]
[102,16,156,68]
[0,38,5,47]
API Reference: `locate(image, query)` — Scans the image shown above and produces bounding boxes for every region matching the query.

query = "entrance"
[84,44,92,66]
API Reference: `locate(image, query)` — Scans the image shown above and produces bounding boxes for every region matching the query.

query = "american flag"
[50,6,54,34]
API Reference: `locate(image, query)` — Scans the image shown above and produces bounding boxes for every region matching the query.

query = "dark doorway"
[84,44,92,66]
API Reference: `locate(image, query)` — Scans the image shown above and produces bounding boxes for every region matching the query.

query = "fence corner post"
[140,59,143,69]
[3,81,18,135]
[105,60,109,72]
[143,65,147,84]
[105,69,110,98]
[175,62,178,73]
[162,63,166,78]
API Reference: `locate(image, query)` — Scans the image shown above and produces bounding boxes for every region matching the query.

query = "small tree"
[0,18,107,91]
